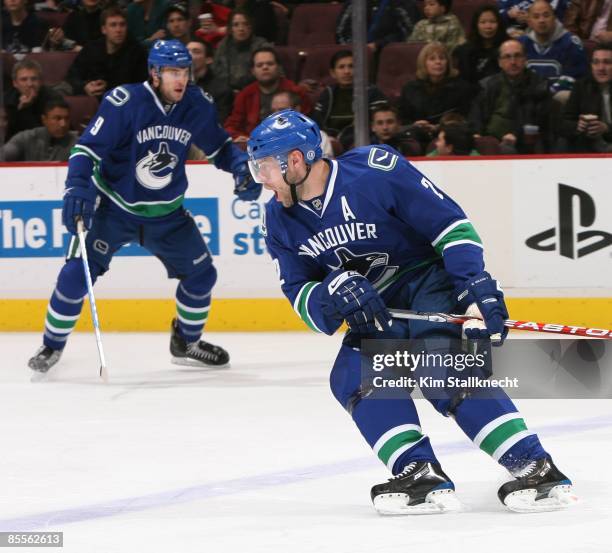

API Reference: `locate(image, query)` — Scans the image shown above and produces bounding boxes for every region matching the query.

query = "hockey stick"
[76,218,109,382]
[388,308,612,339]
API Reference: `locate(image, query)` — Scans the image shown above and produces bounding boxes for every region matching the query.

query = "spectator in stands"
[498,0,568,34]
[1,0,48,53]
[66,6,148,97]
[61,0,103,50]
[454,5,508,87]
[336,0,421,53]
[213,9,270,93]
[519,0,588,96]
[312,50,388,139]
[469,38,550,153]
[0,98,78,161]
[224,0,278,43]
[271,90,335,157]
[194,2,232,49]
[398,42,472,149]
[0,107,8,151]
[165,4,192,44]
[127,0,170,46]
[224,47,311,142]
[428,122,480,155]
[4,59,62,140]
[369,105,421,155]
[564,0,612,42]
[408,0,466,53]
[561,43,612,151]
[188,39,233,122]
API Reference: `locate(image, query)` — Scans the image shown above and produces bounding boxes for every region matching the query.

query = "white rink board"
[0,158,610,299]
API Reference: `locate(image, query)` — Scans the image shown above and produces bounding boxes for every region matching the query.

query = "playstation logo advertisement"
[516,181,611,287]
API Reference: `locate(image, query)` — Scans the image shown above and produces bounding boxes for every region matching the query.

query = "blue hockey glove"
[457,271,509,346]
[320,270,392,334]
[233,162,262,201]
[62,183,97,235]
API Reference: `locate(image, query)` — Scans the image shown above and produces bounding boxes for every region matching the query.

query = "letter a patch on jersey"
[368,147,398,171]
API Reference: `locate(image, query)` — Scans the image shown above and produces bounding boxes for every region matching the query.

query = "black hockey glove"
[457,271,509,346]
[62,183,97,235]
[320,270,392,334]
[233,162,262,201]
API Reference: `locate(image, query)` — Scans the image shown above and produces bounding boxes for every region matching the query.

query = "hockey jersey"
[264,145,485,335]
[67,82,245,219]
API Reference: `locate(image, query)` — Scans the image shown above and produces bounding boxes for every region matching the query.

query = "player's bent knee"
[57,258,103,298]
[180,264,218,296]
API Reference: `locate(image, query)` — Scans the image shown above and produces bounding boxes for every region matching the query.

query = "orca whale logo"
[136,142,178,190]
[331,247,389,277]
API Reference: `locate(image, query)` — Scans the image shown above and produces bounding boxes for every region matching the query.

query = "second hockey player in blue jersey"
[29,40,262,372]
[248,110,576,514]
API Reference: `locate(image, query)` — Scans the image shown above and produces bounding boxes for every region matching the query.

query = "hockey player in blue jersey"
[247,110,576,514]
[28,40,262,372]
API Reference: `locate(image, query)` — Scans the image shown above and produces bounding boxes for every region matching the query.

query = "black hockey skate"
[498,457,577,513]
[169,319,230,367]
[28,345,62,373]
[371,461,461,515]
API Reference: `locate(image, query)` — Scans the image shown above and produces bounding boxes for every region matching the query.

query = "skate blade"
[171,356,230,369]
[374,488,461,515]
[504,484,578,513]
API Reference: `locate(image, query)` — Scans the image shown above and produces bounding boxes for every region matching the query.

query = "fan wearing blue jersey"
[29,40,262,372]
[247,110,575,514]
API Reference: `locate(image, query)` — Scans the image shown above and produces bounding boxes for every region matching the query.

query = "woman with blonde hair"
[399,41,472,149]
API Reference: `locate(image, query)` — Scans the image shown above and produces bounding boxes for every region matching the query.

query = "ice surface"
[0,332,610,553]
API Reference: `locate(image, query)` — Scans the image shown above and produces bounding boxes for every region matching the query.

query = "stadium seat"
[272,2,289,46]
[452,0,492,33]
[2,52,77,87]
[474,135,501,155]
[275,46,304,83]
[287,3,344,47]
[64,95,99,133]
[376,42,427,102]
[36,10,69,29]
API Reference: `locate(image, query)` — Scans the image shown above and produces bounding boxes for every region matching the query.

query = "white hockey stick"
[389,308,612,339]
[76,218,109,382]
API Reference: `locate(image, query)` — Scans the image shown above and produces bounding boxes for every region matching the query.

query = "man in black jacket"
[65,5,148,97]
[1,0,48,53]
[469,39,551,153]
[561,43,612,152]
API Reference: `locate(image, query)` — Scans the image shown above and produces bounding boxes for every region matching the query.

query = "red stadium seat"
[474,135,501,155]
[376,42,427,102]
[452,0,493,33]
[287,3,343,47]
[2,52,77,87]
[64,95,99,133]
[35,10,69,29]
[272,2,290,46]
[275,46,304,83]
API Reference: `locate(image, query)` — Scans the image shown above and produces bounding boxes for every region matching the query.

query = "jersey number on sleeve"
[421,176,444,200]
[90,116,104,136]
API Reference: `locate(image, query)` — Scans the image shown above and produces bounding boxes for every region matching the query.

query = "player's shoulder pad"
[339,144,402,173]
[186,84,215,106]
[262,197,286,241]
[102,83,141,109]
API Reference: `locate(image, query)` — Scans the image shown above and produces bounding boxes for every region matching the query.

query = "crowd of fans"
[1,0,611,161]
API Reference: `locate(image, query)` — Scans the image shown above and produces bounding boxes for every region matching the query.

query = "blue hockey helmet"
[247,110,322,181]
[148,39,192,74]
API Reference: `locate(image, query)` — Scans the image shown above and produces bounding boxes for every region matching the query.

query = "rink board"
[0,157,610,330]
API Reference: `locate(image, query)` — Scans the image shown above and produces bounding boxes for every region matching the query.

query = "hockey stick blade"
[76,218,109,382]
[388,309,612,339]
